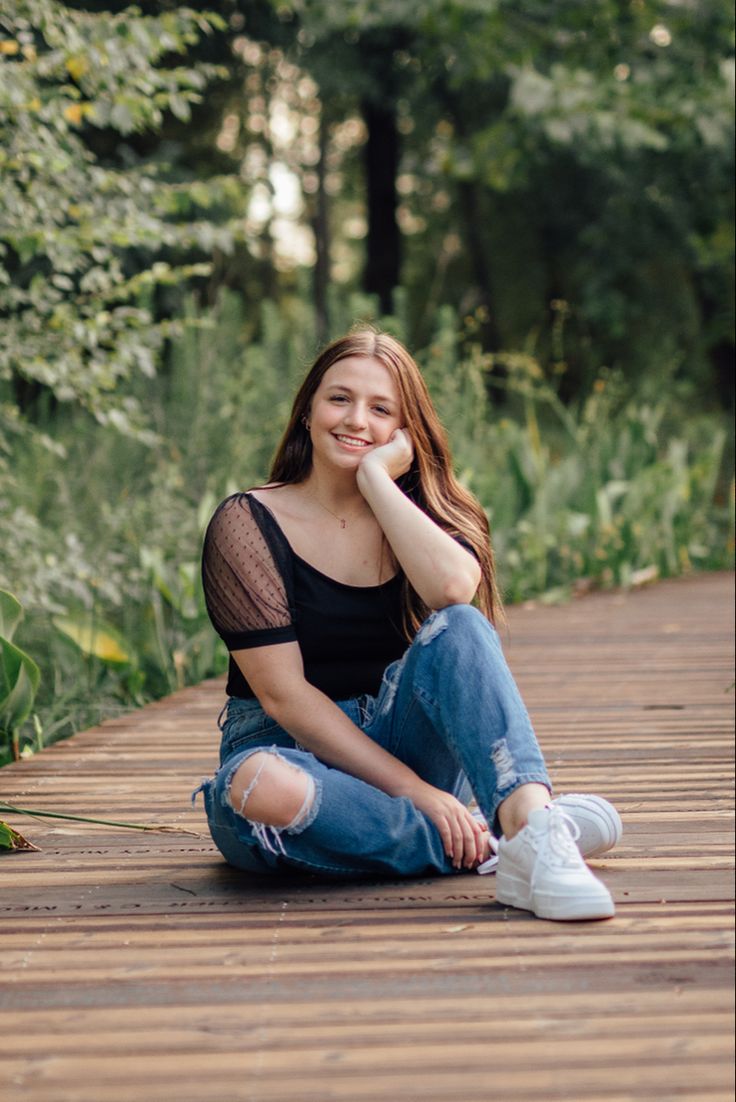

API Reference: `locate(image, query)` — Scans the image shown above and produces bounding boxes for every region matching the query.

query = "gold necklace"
[308,492,363,529]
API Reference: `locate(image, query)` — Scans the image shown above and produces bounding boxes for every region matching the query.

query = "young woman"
[195,329,621,921]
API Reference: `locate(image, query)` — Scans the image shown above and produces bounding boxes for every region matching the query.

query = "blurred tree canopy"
[1,0,733,441]
[243,0,735,400]
[0,0,242,436]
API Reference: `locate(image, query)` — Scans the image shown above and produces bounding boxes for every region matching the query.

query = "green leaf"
[0,803,199,836]
[0,637,41,735]
[52,614,132,665]
[0,819,39,852]
[0,589,23,642]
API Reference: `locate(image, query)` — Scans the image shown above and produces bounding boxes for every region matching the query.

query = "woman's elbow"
[258,680,309,724]
[440,565,481,607]
[258,692,284,722]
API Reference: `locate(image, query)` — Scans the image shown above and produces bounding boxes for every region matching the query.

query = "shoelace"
[476,834,499,875]
[531,805,583,884]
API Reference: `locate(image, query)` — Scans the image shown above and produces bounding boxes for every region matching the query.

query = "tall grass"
[420,317,732,600]
[0,294,732,763]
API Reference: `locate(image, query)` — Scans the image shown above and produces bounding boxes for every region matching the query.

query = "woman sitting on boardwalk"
[196,329,621,921]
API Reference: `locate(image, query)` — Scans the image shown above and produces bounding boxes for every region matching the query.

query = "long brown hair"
[269,328,502,632]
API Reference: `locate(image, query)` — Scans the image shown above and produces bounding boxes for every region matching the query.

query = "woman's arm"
[356,429,481,609]
[232,640,485,868]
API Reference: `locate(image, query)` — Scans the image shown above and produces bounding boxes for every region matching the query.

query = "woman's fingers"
[449,815,465,869]
[463,809,491,867]
[448,807,482,868]
[461,815,482,868]
[460,810,485,867]
[477,831,493,865]
[363,428,413,480]
[413,785,490,869]
[392,427,414,461]
[433,810,463,867]
[438,817,453,860]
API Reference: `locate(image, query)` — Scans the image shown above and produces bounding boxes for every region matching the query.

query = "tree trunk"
[455,179,500,351]
[435,78,500,351]
[361,98,400,314]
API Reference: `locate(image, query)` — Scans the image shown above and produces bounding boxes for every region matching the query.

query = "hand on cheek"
[362,428,414,481]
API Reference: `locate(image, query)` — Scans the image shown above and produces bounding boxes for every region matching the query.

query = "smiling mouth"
[333,434,371,448]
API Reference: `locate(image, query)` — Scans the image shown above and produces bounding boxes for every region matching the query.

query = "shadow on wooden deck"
[1,572,734,1102]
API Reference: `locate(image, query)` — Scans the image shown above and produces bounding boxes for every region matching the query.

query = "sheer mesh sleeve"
[201,494,297,651]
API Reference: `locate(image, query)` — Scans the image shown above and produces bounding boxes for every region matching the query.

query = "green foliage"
[1,294,731,763]
[421,311,733,601]
[52,612,132,664]
[0,817,38,851]
[0,0,238,434]
[265,0,734,391]
[0,2,732,764]
[0,589,41,761]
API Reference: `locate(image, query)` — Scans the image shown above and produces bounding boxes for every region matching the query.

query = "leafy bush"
[0,590,40,761]
[0,0,237,435]
[421,322,733,600]
[0,295,732,764]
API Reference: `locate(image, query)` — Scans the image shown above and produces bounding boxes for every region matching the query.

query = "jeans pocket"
[220,701,283,760]
[221,721,286,759]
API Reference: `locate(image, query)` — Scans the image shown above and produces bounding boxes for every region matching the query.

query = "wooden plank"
[0,571,733,1102]
[1,1056,733,1102]
[3,1010,734,1055]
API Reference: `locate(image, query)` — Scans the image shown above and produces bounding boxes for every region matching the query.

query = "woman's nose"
[344,403,367,428]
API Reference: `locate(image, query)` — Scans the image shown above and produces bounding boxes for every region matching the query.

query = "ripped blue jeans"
[193,604,551,880]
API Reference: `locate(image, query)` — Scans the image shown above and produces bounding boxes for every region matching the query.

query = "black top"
[201,493,408,700]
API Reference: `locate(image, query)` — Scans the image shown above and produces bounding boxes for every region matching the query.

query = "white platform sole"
[496,871,616,921]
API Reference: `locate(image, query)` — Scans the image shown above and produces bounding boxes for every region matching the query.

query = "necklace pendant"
[340,518,346,529]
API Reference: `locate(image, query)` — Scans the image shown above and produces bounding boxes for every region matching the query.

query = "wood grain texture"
[1,572,733,1102]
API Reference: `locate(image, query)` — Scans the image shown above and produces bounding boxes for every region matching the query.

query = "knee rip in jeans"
[226,748,317,856]
[416,609,449,646]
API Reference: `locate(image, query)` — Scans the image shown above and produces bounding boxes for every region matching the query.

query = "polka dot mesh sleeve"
[201,494,296,651]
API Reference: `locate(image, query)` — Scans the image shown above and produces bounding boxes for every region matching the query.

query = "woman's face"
[307,355,403,471]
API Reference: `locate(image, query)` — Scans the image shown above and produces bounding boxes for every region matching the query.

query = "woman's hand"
[355,424,481,609]
[409,779,489,869]
[360,427,414,482]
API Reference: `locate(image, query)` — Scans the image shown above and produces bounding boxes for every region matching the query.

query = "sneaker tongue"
[527,807,551,831]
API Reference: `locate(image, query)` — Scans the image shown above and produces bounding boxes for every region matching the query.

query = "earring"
[301,415,311,431]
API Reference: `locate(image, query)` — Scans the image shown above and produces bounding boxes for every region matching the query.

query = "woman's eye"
[374,406,390,416]
[330,395,348,403]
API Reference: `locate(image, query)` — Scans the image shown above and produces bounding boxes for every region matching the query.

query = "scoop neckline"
[247,491,401,591]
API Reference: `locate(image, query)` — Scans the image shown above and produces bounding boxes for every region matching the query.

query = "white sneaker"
[552,793,622,859]
[474,792,621,874]
[495,805,615,921]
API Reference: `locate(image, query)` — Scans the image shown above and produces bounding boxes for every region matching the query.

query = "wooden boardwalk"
[1,572,734,1102]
